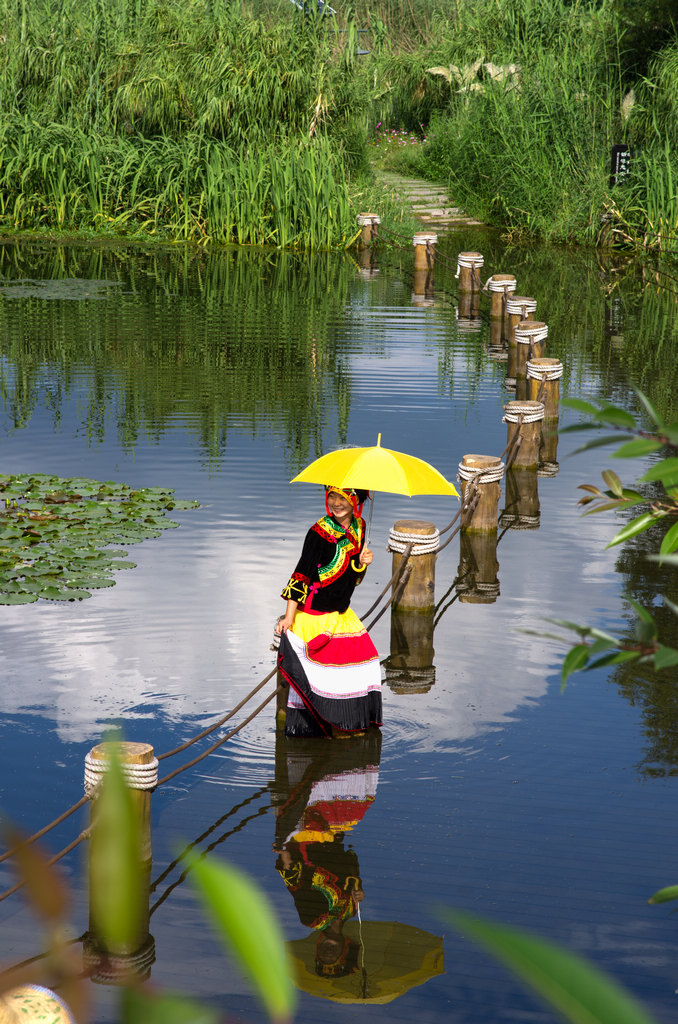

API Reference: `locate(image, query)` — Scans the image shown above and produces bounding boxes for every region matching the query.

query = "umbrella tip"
[377,433,381,446]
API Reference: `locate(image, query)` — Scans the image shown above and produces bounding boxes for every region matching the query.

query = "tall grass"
[363,0,678,249]
[0,0,374,247]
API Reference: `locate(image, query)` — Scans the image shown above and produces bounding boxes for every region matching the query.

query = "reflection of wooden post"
[458,455,504,534]
[386,605,436,693]
[356,213,380,248]
[412,267,434,306]
[413,232,437,272]
[84,741,156,984]
[276,668,288,731]
[456,251,484,293]
[527,357,563,422]
[488,274,516,321]
[502,466,541,530]
[538,422,560,477]
[358,246,379,279]
[457,532,500,604]
[389,521,438,611]
[503,400,544,470]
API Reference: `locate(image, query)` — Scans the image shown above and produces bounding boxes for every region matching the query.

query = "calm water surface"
[0,236,677,1023]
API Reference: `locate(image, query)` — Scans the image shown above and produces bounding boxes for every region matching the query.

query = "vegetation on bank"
[0,0,676,250]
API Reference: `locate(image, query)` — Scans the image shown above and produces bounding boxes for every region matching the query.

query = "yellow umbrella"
[291,434,458,498]
[287,920,444,1004]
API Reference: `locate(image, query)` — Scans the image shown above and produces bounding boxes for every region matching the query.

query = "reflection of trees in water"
[0,245,356,470]
[609,502,678,777]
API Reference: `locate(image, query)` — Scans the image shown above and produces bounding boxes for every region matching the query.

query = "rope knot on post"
[505,296,537,318]
[502,401,545,424]
[387,526,440,555]
[457,461,506,485]
[84,749,159,797]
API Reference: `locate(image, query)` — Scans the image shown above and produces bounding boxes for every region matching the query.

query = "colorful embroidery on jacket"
[312,515,363,588]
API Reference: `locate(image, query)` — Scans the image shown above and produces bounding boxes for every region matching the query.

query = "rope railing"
[0,226,560,910]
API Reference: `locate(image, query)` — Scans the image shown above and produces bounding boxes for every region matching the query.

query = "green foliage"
[189,855,296,1024]
[0,473,198,603]
[542,393,678,683]
[89,744,146,953]
[446,909,657,1024]
[0,0,377,248]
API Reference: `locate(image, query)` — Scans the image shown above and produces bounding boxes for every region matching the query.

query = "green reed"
[0,0,373,248]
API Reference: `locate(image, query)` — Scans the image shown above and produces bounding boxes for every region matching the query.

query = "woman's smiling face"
[326,490,353,523]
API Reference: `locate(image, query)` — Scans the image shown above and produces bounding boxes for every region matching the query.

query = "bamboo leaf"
[586,651,640,671]
[632,389,662,428]
[443,910,656,1024]
[122,989,220,1024]
[601,470,623,497]
[654,646,678,670]
[611,439,662,458]
[561,644,589,685]
[648,885,678,905]
[89,745,145,953]
[640,458,678,485]
[659,521,678,557]
[189,855,295,1024]
[562,398,599,415]
[569,435,634,455]
[606,513,662,548]
[593,406,637,429]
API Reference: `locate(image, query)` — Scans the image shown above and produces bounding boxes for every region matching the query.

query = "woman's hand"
[275,611,296,635]
[359,547,373,566]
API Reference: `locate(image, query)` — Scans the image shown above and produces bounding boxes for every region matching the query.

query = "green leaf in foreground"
[122,988,220,1024]
[443,909,657,1024]
[89,746,145,953]
[189,855,295,1024]
[648,885,678,905]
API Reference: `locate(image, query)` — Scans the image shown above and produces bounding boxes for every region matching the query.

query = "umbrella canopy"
[291,434,459,498]
[288,920,444,1004]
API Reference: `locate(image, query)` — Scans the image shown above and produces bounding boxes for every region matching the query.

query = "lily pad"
[0,591,39,604]
[0,473,198,603]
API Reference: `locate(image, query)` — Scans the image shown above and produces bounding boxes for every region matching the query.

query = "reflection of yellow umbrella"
[291,434,458,498]
[288,921,444,1004]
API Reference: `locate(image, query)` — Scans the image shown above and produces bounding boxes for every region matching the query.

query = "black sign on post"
[610,144,633,187]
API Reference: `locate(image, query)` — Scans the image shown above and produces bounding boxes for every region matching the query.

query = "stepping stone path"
[378,172,484,230]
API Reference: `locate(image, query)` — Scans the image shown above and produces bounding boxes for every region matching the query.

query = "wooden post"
[488,274,516,320]
[457,532,500,604]
[458,455,504,534]
[506,296,537,345]
[413,232,437,272]
[85,741,156,984]
[502,466,541,530]
[356,213,380,248]
[389,520,438,612]
[527,357,563,422]
[503,400,544,470]
[515,321,548,384]
[456,251,484,293]
[458,289,482,328]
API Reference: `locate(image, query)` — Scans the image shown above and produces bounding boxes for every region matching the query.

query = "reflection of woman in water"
[273,732,380,977]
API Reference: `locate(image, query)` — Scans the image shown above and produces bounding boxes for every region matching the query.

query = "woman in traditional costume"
[275,486,382,737]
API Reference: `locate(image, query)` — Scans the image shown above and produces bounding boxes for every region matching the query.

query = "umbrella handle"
[366,494,374,547]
